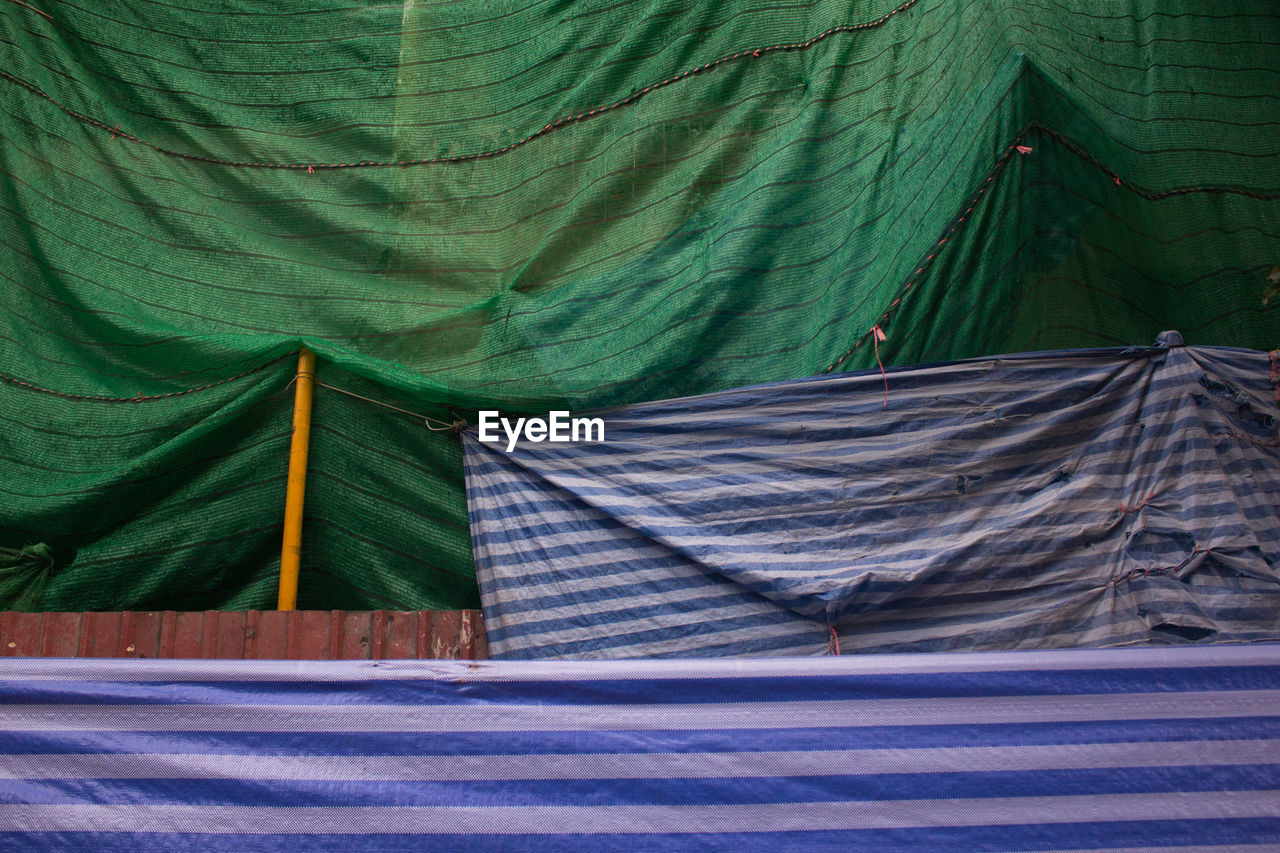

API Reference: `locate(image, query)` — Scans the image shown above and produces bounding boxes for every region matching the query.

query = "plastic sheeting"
[0,645,1278,850]
[1,1,1278,611]
[464,333,1280,659]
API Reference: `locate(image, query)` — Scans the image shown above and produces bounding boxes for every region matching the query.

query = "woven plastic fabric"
[0,1,1277,610]
[3,647,1279,849]
[464,335,1280,659]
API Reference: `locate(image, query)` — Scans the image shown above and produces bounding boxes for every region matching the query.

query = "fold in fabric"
[463,333,1280,659]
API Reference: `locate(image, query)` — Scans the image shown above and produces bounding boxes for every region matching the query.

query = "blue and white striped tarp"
[463,332,1280,659]
[1,645,1278,850]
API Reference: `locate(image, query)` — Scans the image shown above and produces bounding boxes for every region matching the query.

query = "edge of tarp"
[461,331,1200,425]
[0,640,1275,682]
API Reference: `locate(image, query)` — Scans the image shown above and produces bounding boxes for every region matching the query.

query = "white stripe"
[1,690,1276,733]
[483,456,1169,510]
[467,482,1163,559]
[482,574,767,621]
[477,555,721,608]
[1,739,1270,781]
[473,412,1154,484]
[488,591,798,645]
[517,620,824,660]
[0,791,1272,834]
[493,597,805,649]
[0,644,1274,681]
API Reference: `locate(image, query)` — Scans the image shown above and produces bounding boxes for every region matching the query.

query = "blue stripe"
[0,716,1277,759]
[6,765,1277,807]
[464,337,1280,658]
[3,818,1279,852]
[0,649,1275,846]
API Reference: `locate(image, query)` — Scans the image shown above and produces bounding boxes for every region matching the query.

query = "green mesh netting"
[1,0,1277,610]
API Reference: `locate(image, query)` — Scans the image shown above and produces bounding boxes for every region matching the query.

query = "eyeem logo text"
[477,411,604,452]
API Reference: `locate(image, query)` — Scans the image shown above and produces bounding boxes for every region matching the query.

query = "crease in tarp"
[3,0,1278,612]
[464,334,1280,659]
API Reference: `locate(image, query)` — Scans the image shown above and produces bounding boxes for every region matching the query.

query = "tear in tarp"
[463,333,1280,659]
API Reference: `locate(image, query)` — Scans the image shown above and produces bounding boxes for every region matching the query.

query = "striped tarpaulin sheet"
[463,333,1280,659]
[0,645,1277,850]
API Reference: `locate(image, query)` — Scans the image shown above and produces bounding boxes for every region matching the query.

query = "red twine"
[872,325,888,408]
[1270,351,1280,408]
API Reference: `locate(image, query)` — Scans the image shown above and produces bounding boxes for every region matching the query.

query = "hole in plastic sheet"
[1234,404,1277,431]
[1192,374,1277,435]
[1198,374,1246,404]
[1150,622,1216,642]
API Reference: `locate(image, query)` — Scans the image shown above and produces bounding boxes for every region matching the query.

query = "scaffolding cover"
[464,334,1280,659]
[0,645,1278,849]
[1,1,1278,610]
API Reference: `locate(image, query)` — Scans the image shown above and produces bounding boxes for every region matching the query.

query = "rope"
[2,0,51,21]
[0,0,920,172]
[823,121,1280,375]
[0,354,292,402]
[872,325,888,408]
[308,379,467,432]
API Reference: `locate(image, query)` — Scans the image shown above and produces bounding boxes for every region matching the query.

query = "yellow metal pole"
[277,347,316,611]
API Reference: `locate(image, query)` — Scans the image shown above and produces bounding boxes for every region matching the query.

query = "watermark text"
[477,411,604,452]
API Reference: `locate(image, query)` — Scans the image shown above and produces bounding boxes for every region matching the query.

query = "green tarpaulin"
[1,0,1277,610]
